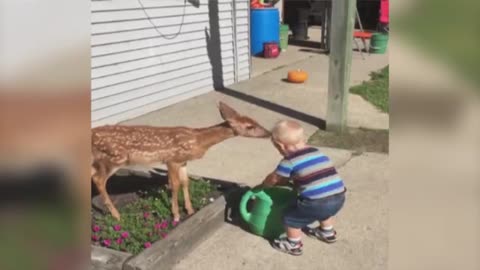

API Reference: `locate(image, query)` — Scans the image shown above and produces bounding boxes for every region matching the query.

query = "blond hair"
[272,120,305,145]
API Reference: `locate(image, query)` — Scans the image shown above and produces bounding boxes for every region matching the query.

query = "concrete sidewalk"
[173,153,388,270]
[121,51,389,269]
[251,27,376,78]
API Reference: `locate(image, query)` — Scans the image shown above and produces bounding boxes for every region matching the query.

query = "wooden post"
[326,0,356,133]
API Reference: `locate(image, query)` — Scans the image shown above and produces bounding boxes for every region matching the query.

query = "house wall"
[91,0,250,127]
[234,0,251,82]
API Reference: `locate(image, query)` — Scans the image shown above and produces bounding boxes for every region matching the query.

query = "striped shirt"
[275,147,345,199]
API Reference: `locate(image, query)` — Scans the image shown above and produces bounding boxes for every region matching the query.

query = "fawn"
[91,102,271,221]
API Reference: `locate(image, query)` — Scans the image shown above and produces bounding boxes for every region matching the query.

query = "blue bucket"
[250,8,280,56]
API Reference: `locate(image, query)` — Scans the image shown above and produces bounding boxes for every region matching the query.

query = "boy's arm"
[262,171,289,187]
[258,159,292,188]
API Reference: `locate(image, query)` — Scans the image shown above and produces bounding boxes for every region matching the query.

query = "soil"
[91,170,223,216]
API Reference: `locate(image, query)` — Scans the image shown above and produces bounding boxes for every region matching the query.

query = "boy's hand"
[262,172,280,187]
[276,177,291,186]
[261,180,275,188]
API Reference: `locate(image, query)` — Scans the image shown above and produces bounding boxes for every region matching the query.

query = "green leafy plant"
[91,178,216,255]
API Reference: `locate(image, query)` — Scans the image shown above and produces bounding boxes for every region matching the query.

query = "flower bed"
[91,177,220,255]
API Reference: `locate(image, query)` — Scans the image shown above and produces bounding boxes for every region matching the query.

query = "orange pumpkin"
[287,69,308,83]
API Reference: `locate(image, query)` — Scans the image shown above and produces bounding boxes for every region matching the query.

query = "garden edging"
[91,245,132,270]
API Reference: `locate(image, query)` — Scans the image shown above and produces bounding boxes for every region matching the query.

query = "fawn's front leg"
[91,165,121,220]
[178,164,195,216]
[167,162,181,222]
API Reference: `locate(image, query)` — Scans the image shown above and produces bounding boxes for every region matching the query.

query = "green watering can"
[239,186,296,239]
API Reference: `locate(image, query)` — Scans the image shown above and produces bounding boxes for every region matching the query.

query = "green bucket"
[280,24,290,52]
[370,33,389,54]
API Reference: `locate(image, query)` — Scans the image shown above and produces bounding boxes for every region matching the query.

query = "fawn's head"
[218,102,271,138]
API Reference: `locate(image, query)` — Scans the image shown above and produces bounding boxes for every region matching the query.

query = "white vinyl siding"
[91,0,251,126]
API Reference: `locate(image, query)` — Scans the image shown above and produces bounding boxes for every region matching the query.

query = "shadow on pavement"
[217,87,326,130]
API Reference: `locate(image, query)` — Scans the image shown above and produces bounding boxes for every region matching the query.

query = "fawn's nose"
[260,129,272,138]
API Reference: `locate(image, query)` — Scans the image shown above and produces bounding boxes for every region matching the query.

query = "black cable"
[137,0,187,40]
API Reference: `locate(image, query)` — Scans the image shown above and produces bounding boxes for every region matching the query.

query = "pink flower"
[172,220,179,227]
[113,225,121,231]
[144,242,152,248]
[154,223,162,230]
[160,221,168,229]
[160,232,168,239]
[92,225,101,232]
[91,234,99,241]
[121,231,129,239]
[143,212,150,219]
[103,239,111,247]
[116,238,123,244]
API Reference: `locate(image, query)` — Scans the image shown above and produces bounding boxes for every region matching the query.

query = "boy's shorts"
[283,189,346,228]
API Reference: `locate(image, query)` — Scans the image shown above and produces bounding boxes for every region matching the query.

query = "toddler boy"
[260,120,346,256]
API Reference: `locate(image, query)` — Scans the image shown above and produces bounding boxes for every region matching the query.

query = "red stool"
[353,8,373,59]
[354,30,373,55]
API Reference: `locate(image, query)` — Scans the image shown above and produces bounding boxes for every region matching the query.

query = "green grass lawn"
[350,66,389,113]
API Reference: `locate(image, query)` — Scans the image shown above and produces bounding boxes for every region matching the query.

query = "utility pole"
[326,0,356,133]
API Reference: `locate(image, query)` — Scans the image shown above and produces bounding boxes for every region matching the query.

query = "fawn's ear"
[218,102,240,120]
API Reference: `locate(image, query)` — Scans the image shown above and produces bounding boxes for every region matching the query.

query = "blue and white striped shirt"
[275,147,345,199]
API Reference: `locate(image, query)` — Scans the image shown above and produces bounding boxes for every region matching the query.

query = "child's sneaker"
[271,237,303,256]
[304,227,337,243]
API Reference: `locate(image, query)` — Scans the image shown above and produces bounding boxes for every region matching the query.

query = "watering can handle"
[239,190,256,223]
